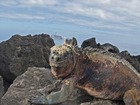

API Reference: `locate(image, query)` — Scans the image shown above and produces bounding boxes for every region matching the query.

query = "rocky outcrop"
[1,67,124,105]
[81,38,119,53]
[81,38,97,48]
[100,43,120,53]
[136,55,140,63]
[1,67,56,105]
[0,34,54,91]
[0,75,4,105]
[120,51,140,73]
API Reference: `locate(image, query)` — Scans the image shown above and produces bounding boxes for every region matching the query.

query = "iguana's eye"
[51,56,54,59]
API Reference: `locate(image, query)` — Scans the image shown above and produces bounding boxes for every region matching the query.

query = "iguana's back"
[75,48,140,100]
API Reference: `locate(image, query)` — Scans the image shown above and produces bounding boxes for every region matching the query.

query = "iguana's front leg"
[29,78,75,105]
[38,79,62,94]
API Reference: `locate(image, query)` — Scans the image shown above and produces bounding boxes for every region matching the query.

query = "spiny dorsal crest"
[64,37,80,55]
[64,37,77,47]
[83,47,140,78]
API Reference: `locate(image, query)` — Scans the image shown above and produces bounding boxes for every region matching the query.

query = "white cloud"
[19,0,58,7]
[0,0,140,33]
[0,13,45,20]
[62,16,133,31]
[0,0,59,7]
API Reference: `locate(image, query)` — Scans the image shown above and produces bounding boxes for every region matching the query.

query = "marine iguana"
[29,38,140,105]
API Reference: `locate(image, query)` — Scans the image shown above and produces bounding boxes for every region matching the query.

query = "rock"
[0,75,4,105]
[1,67,56,105]
[120,50,130,56]
[120,51,140,73]
[81,38,119,53]
[100,43,119,53]
[135,55,140,63]
[0,34,54,90]
[81,38,97,48]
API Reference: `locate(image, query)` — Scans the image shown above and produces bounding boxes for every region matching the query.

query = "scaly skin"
[29,38,140,105]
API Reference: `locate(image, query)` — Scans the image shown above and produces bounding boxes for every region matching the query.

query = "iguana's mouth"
[49,60,68,67]
[50,59,68,63]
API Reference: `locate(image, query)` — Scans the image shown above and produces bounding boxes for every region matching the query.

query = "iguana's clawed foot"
[54,79,62,87]
[29,95,47,105]
[37,79,62,95]
[48,79,62,93]
[29,80,62,105]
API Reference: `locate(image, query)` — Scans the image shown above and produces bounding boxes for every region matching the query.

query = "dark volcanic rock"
[136,55,140,63]
[81,38,97,48]
[0,75,4,105]
[100,43,119,53]
[81,38,119,53]
[120,51,140,73]
[0,34,54,90]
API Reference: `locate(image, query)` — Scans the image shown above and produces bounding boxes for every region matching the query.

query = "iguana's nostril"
[54,56,60,61]
[51,56,54,59]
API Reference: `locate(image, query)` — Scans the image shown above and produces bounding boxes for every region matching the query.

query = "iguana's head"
[49,37,77,78]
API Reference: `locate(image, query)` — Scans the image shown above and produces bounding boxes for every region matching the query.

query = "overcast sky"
[0,0,140,54]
